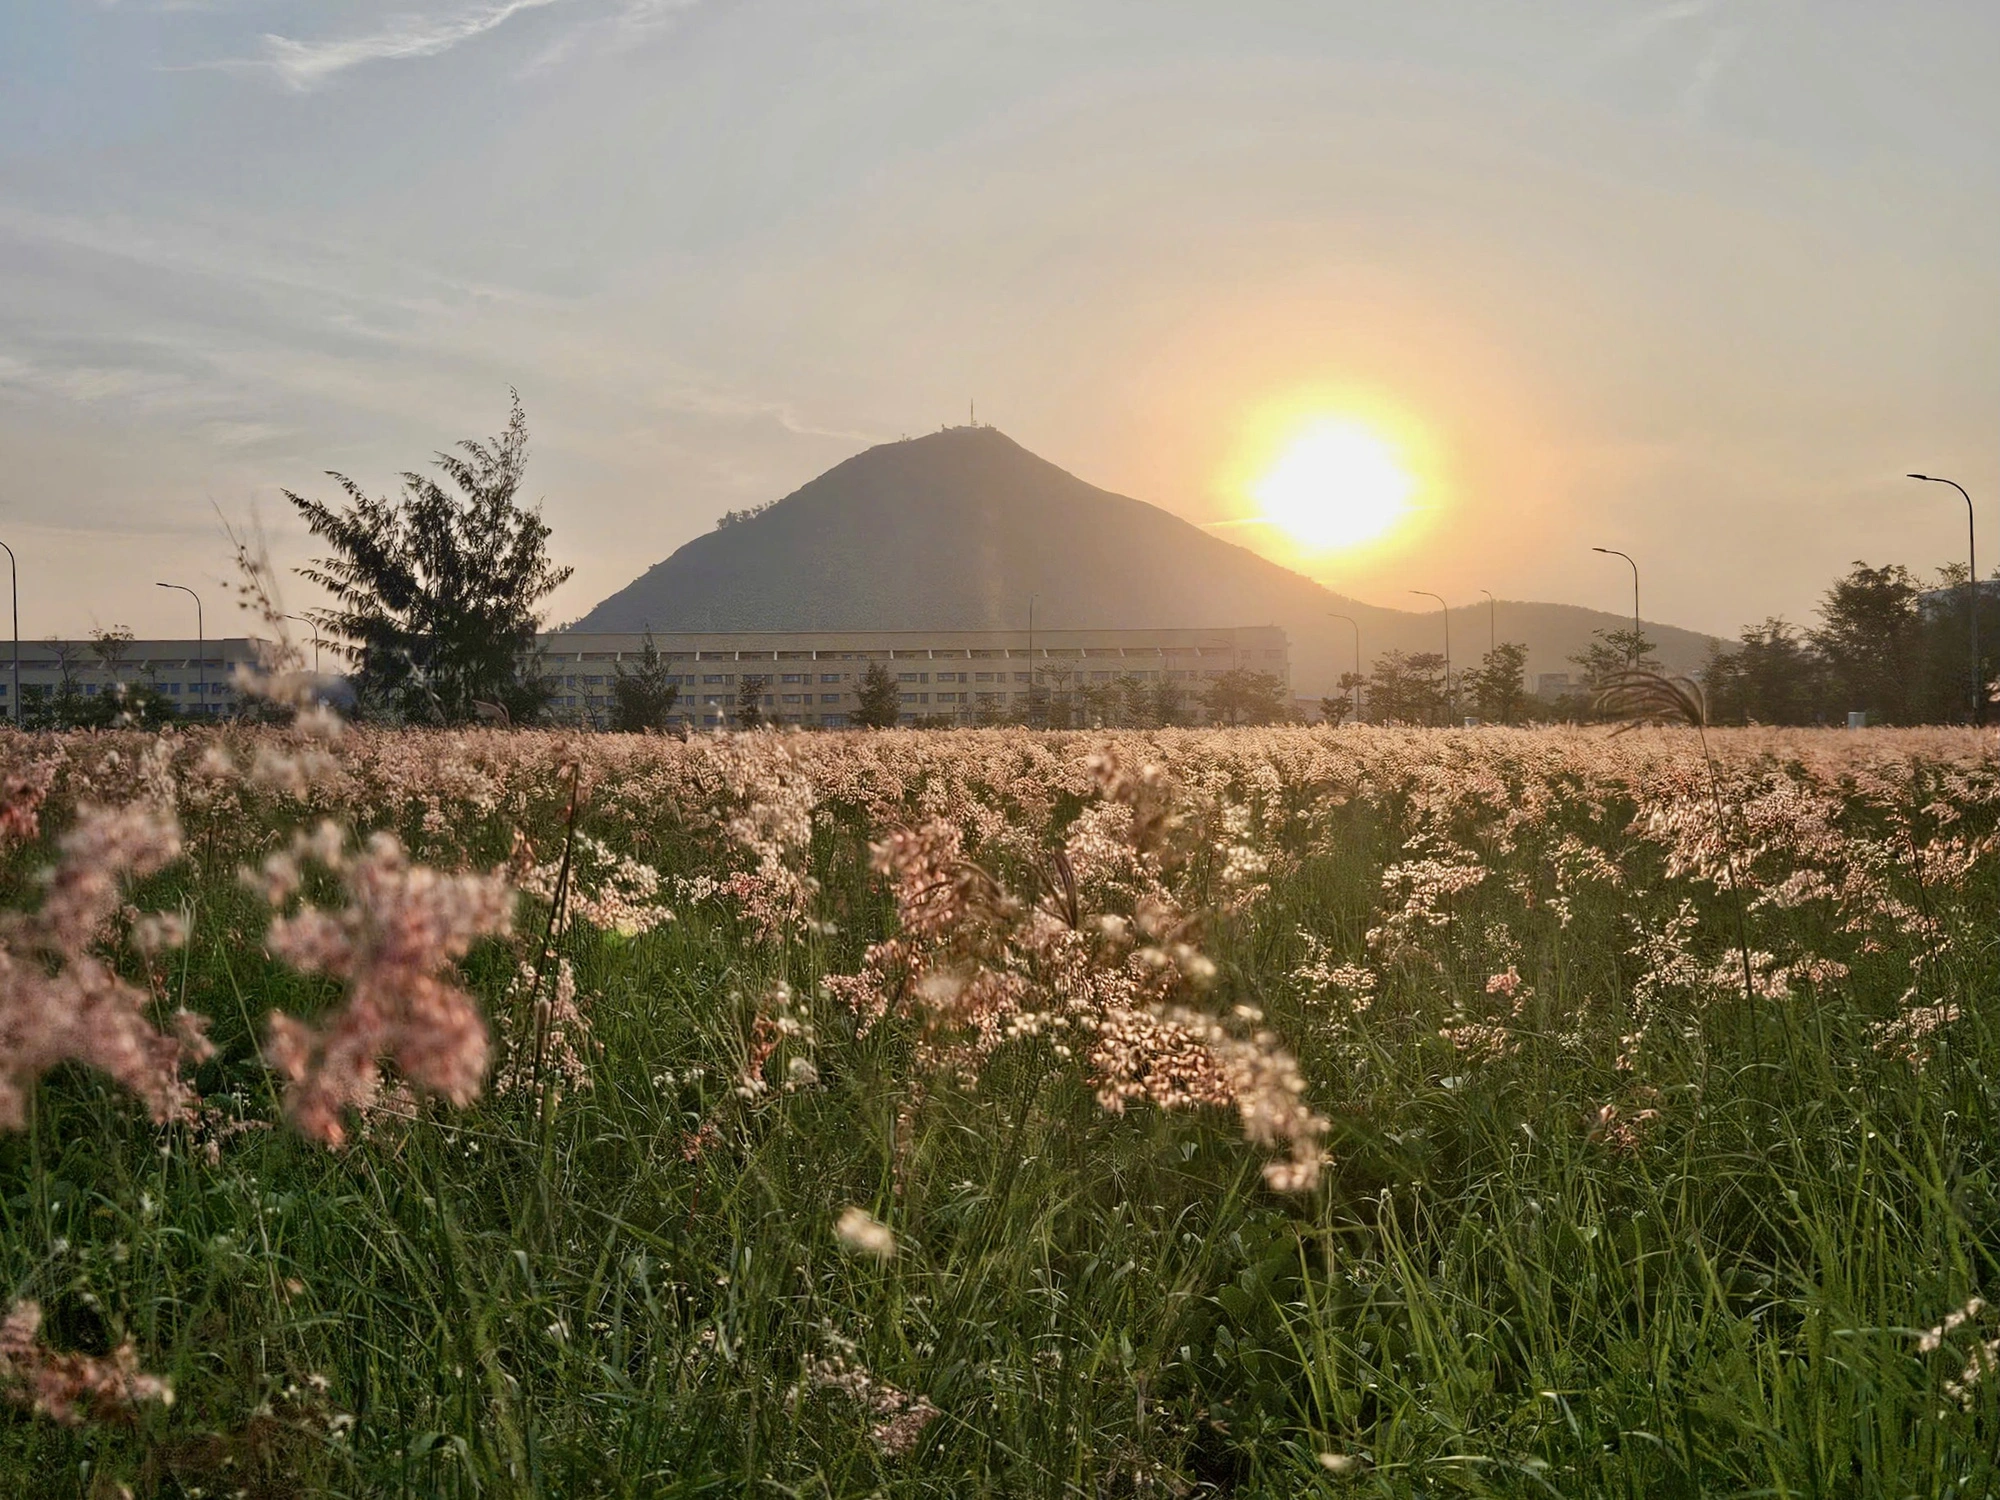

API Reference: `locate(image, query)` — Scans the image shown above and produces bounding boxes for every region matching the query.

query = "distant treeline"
[1328,560,1995,728]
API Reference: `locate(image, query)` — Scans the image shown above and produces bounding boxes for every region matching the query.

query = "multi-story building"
[0,627,1290,729]
[0,637,275,721]
[541,626,1290,728]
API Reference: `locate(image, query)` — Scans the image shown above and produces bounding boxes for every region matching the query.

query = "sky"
[1,0,1995,642]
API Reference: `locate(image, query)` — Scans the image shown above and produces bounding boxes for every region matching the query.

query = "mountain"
[573,426,1716,697]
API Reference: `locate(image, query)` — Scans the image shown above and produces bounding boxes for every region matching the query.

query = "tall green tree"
[287,393,571,725]
[1203,668,1290,726]
[1462,642,1530,724]
[1569,626,1659,692]
[1810,562,1921,724]
[1703,618,1823,725]
[609,632,680,732]
[852,663,901,728]
[734,674,769,728]
[1148,677,1187,728]
[1365,651,1448,725]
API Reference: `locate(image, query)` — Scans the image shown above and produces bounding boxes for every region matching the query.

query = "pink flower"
[0,1300,172,1424]
[0,802,208,1131]
[263,831,513,1146]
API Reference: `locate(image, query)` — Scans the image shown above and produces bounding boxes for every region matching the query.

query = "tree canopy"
[287,393,571,725]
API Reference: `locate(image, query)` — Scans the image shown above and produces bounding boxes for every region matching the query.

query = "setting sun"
[1249,418,1417,552]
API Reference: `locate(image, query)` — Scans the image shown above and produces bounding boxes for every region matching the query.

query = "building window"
[820,673,842,683]
[975,671,994,682]
[1014,672,1030,682]
[782,693,802,704]
[780,673,806,684]
[898,672,919,682]
[820,693,842,704]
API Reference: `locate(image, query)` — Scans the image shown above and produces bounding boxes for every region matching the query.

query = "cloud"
[1596,0,1722,62]
[222,0,570,90]
[1677,23,1746,124]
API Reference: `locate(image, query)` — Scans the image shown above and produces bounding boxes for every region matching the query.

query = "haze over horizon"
[2,2,1994,642]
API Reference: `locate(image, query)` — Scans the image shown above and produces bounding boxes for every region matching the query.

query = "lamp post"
[156,583,204,719]
[1909,474,1981,726]
[1408,590,1451,723]
[1592,547,1640,663]
[1329,612,1361,723]
[1478,589,1497,656]
[0,541,15,725]
[284,614,321,674]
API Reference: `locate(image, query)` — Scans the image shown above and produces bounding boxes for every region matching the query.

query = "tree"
[1810,562,1920,724]
[1703,618,1822,725]
[24,639,87,729]
[1035,661,1077,729]
[88,626,136,683]
[1204,669,1290,726]
[1114,673,1153,728]
[1462,642,1529,724]
[609,632,680,732]
[1570,627,1659,693]
[1365,651,1449,725]
[1333,671,1368,724]
[1318,694,1351,726]
[1148,678,1188,728]
[852,663,901,728]
[734,674,769,728]
[286,393,572,725]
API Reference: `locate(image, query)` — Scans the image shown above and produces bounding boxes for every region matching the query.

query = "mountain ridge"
[574,426,1717,696]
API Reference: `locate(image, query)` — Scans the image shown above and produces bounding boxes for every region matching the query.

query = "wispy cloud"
[1677,23,1746,124]
[219,0,570,90]
[1596,0,1722,62]
[517,0,706,75]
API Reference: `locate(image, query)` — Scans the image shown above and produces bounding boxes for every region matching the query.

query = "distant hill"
[573,426,1716,696]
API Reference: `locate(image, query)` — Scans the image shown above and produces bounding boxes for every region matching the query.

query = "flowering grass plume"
[834,1206,897,1260]
[258,828,514,1146]
[796,1346,939,1459]
[0,800,209,1130]
[0,1301,172,1424]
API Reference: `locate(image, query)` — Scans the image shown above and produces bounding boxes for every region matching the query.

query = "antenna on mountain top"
[969,398,976,428]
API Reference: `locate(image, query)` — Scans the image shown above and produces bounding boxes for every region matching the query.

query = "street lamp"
[0,541,15,726]
[1592,548,1640,663]
[1408,590,1451,723]
[156,583,205,719]
[284,614,321,674]
[1909,474,1981,726]
[1329,612,1361,723]
[1478,589,1497,656]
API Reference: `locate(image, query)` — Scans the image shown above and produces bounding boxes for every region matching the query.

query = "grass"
[1,724,1997,1497]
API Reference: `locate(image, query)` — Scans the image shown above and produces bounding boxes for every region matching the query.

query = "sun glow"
[1249,418,1417,552]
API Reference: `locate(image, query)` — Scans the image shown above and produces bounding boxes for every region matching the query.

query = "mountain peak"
[571,430,1715,692]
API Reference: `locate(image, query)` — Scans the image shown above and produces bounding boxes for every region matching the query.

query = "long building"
[3,626,1289,729]
[0,637,274,720]
[541,626,1290,727]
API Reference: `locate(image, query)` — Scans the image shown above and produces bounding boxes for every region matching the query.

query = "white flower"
[835,1206,896,1260]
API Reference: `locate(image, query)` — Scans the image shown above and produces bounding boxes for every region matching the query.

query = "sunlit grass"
[1,725,1996,1497]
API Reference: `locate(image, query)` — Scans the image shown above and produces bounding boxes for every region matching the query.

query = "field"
[1,721,1997,1498]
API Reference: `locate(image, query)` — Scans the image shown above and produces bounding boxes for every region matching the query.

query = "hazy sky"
[2,1,1994,641]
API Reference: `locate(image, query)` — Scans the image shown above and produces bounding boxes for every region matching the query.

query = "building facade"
[1,637,275,721]
[541,626,1290,728]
